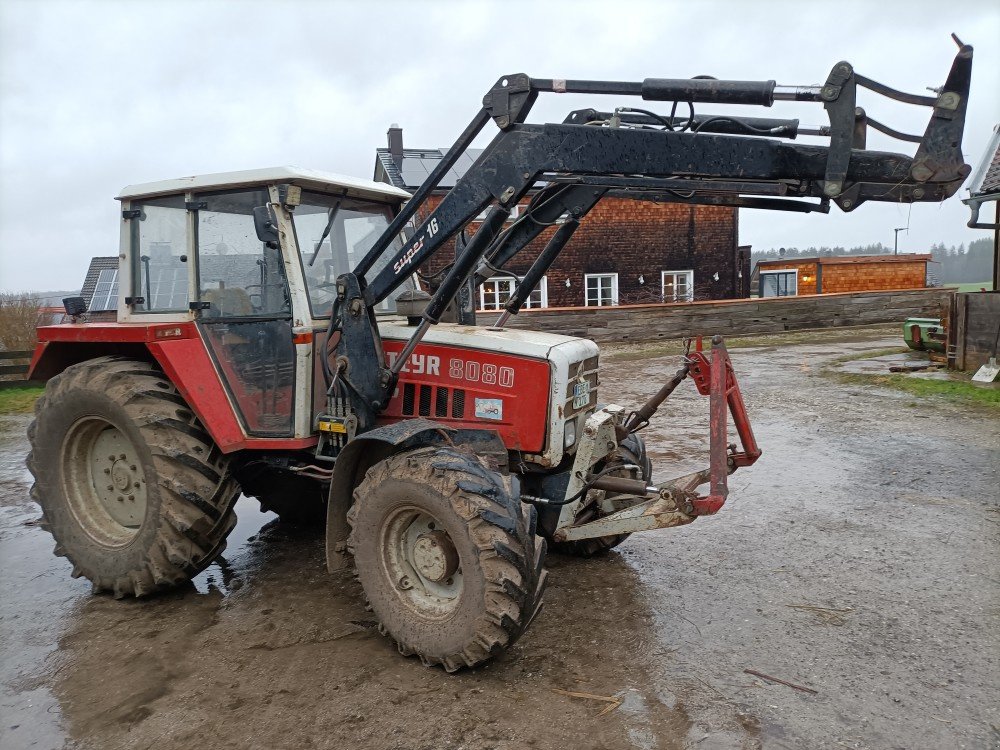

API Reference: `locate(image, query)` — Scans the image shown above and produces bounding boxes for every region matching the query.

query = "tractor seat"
[203,287,253,317]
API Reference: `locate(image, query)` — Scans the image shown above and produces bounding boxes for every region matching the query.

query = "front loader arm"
[362,39,971,311]
[329,39,973,429]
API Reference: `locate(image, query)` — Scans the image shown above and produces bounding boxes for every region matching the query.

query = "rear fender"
[29,341,153,381]
[30,324,318,454]
[325,419,507,571]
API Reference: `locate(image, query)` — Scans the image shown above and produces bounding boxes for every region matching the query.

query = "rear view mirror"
[253,205,279,248]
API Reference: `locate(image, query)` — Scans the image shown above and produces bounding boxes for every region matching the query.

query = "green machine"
[903,317,946,353]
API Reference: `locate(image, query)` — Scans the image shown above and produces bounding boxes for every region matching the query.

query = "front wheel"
[347,446,546,672]
[27,357,239,597]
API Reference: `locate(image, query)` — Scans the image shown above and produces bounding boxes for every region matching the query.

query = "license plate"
[572,380,590,409]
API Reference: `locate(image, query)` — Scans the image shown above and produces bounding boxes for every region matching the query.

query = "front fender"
[325,419,506,571]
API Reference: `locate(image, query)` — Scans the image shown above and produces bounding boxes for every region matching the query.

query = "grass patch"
[823,346,910,367]
[822,345,999,408]
[831,371,1000,408]
[0,386,43,414]
[946,282,993,292]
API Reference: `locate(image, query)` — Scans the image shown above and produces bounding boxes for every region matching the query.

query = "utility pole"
[893,227,907,255]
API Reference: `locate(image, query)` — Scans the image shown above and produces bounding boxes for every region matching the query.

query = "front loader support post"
[687,336,762,514]
[708,336,729,511]
[554,336,762,543]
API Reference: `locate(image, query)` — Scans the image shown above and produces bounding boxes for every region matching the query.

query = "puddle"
[1,335,997,750]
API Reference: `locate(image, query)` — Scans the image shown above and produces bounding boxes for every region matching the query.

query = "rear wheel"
[548,433,651,557]
[347,446,546,672]
[27,357,239,597]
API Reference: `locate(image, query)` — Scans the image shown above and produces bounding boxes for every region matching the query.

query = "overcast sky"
[1,0,997,293]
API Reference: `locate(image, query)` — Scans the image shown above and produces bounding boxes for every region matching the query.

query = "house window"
[760,269,798,297]
[479,276,548,311]
[90,269,119,311]
[661,270,694,302]
[585,273,618,307]
[480,276,516,310]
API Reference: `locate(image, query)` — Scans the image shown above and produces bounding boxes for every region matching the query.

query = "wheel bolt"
[117,496,125,502]
[134,482,141,489]
[119,454,126,460]
[128,495,135,502]
[130,465,137,471]
[107,485,114,491]
[104,468,111,475]
[108,455,116,461]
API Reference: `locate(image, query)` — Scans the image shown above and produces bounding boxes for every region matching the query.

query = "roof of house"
[757,253,932,267]
[118,166,411,202]
[966,124,1000,199]
[81,256,119,311]
[375,148,486,190]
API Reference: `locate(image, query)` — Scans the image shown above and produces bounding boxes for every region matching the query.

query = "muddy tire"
[26,356,240,598]
[548,434,652,557]
[347,446,546,672]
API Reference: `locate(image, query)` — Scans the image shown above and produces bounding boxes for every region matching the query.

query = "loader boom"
[328,40,974,430]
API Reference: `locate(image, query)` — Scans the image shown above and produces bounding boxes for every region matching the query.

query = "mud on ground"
[1,331,997,750]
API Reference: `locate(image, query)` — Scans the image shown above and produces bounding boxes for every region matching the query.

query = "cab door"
[193,188,296,437]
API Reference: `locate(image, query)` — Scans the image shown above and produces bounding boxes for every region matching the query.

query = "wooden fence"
[948,291,1000,372]
[503,288,954,343]
[0,350,41,390]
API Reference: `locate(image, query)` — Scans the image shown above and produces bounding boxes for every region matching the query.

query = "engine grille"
[399,384,468,420]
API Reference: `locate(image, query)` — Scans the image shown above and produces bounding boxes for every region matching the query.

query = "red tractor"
[28,43,972,670]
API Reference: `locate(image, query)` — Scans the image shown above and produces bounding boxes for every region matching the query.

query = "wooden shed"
[752,254,932,297]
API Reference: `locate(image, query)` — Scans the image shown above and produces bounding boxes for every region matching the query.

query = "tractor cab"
[116,166,412,325]
[112,167,411,438]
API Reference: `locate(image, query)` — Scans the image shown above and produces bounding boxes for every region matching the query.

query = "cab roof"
[117,166,412,202]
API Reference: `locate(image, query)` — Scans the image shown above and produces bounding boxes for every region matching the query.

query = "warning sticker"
[474,398,503,420]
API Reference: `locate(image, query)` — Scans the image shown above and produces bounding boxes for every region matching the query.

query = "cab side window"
[131,195,189,312]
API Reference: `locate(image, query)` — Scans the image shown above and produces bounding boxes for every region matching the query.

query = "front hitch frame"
[552,335,762,542]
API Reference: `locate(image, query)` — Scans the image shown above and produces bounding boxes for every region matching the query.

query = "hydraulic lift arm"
[330,39,973,430]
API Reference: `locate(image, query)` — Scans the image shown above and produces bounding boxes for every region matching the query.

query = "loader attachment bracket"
[685,336,762,514]
[553,336,762,543]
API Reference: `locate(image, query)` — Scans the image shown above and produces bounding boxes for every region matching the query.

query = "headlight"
[564,419,576,449]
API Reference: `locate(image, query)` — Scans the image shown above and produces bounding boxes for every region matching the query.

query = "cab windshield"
[292,191,408,317]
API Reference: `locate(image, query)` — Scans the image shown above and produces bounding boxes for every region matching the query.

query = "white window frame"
[478,275,548,311]
[759,268,798,297]
[479,276,517,311]
[661,270,694,302]
[584,273,618,307]
[522,275,547,309]
[90,268,119,311]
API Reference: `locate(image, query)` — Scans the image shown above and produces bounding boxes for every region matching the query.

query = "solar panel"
[145,266,188,310]
[89,269,119,311]
[400,160,431,187]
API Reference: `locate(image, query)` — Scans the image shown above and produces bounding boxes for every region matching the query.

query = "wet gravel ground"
[1,331,997,750]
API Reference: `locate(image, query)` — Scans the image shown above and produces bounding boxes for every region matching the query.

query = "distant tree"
[0,293,51,353]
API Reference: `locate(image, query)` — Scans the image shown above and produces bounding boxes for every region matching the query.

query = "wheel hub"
[110,460,133,491]
[62,418,148,546]
[411,530,459,583]
[380,509,464,618]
